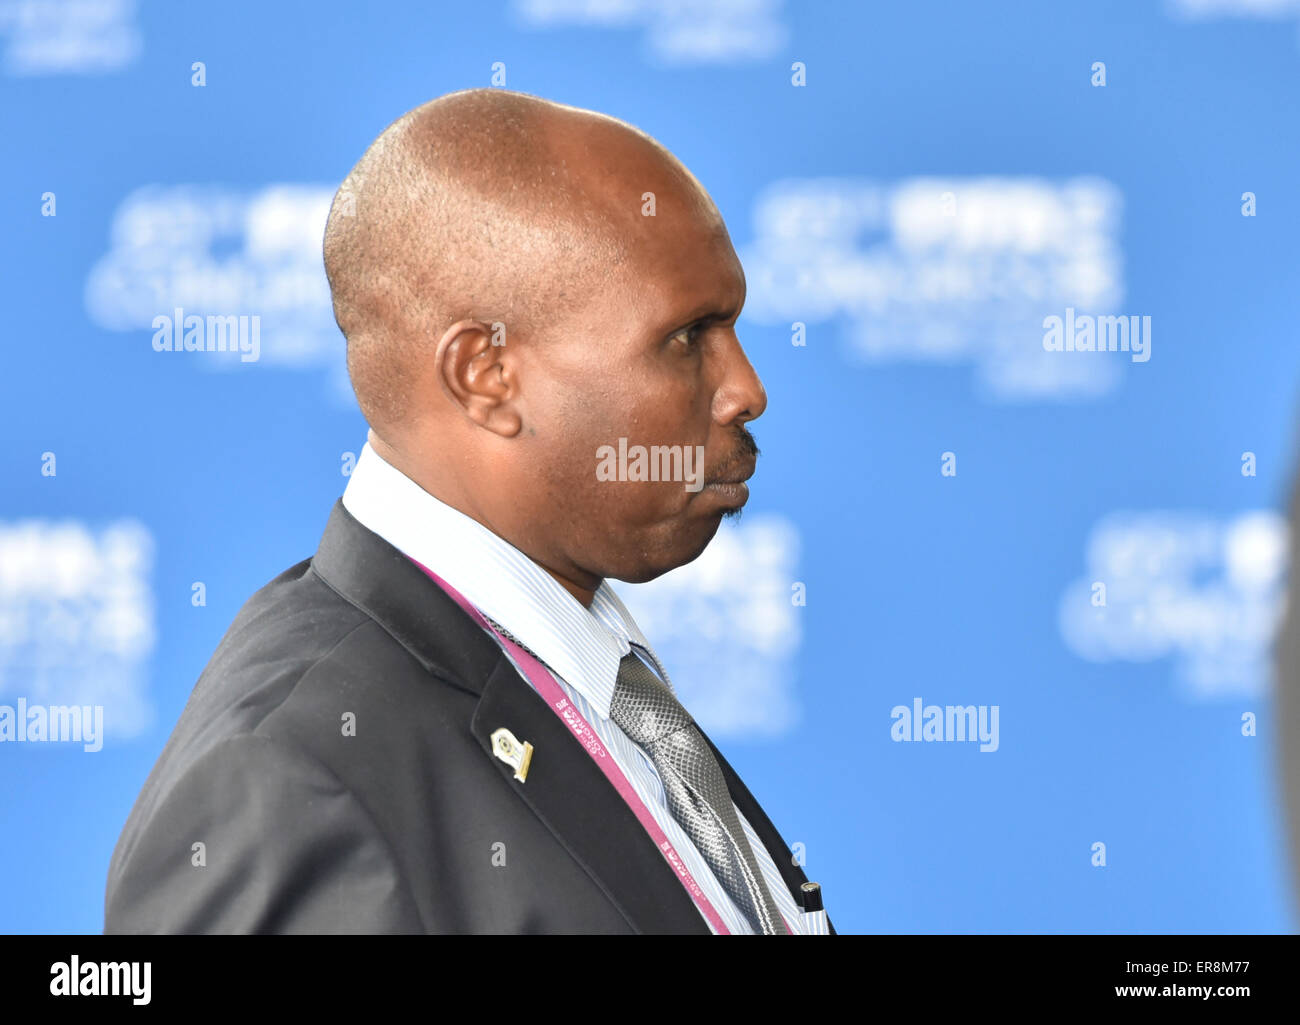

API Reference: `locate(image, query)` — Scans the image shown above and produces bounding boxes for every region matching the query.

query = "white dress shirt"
[341,440,810,934]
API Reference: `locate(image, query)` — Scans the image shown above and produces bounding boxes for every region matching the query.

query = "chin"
[611,517,722,584]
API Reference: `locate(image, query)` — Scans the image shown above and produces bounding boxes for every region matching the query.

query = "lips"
[701,457,755,506]
[705,455,756,488]
[702,480,750,506]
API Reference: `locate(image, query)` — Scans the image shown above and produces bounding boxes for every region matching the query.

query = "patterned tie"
[609,651,785,935]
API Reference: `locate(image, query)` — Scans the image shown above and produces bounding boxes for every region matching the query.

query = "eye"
[670,323,703,352]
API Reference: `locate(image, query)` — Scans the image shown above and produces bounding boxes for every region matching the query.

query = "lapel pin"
[491,727,534,783]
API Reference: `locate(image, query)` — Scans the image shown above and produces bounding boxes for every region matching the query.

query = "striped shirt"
[342,440,814,934]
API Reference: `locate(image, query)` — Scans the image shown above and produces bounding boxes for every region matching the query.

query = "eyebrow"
[663,296,744,335]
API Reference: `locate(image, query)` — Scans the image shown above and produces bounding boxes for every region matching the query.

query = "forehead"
[553,120,745,325]
[607,194,746,333]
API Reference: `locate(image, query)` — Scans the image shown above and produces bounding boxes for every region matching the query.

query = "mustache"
[706,428,759,483]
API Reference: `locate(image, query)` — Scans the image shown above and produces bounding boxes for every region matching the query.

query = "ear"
[434,319,522,437]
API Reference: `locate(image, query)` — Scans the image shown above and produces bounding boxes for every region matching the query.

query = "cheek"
[587,411,711,524]
[528,360,703,519]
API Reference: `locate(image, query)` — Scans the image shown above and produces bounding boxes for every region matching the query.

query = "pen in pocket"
[800,881,829,935]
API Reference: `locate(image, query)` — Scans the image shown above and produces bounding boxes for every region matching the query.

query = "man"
[105,88,834,934]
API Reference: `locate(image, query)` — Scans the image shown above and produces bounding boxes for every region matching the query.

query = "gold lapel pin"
[491,727,534,783]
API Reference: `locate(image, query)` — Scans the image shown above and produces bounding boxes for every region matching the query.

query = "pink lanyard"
[409,556,793,935]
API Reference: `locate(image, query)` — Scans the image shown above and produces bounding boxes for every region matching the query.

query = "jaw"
[604,514,726,584]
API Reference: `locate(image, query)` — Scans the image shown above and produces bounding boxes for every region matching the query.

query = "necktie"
[609,651,785,934]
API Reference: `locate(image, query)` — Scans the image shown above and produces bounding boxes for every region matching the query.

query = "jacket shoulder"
[105,556,431,897]
[104,730,424,933]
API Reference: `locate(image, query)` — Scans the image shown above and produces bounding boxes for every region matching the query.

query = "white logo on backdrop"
[512,0,787,64]
[741,176,1126,402]
[1058,510,1287,699]
[0,519,155,739]
[85,184,351,398]
[0,0,140,76]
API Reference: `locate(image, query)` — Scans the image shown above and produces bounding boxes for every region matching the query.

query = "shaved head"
[328,89,672,433]
[323,88,767,604]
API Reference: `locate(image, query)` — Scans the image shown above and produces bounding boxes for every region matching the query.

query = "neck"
[368,429,601,609]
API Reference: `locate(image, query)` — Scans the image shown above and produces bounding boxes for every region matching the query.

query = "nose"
[711,333,768,426]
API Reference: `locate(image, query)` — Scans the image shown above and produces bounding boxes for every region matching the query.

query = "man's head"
[323,88,766,604]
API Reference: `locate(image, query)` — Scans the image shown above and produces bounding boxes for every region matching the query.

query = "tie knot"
[609,651,692,748]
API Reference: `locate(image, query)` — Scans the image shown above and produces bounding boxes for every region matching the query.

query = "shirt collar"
[340,441,669,719]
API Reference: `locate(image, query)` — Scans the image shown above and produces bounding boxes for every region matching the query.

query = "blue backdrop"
[3,0,1299,933]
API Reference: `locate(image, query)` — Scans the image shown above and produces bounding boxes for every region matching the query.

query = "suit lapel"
[470,658,710,934]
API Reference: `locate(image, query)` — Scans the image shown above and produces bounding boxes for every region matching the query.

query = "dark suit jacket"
[105,500,834,934]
